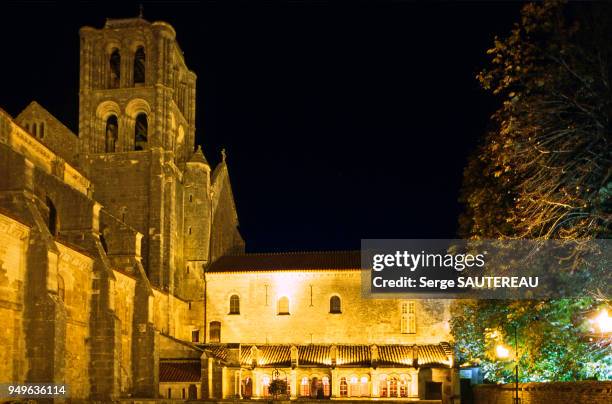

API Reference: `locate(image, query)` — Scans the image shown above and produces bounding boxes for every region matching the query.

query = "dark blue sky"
[0,1,523,252]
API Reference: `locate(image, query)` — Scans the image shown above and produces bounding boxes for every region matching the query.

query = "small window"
[134,46,146,84]
[191,329,200,343]
[209,321,221,343]
[46,196,58,236]
[189,194,193,202]
[109,49,121,88]
[277,296,290,315]
[330,296,341,313]
[229,294,240,314]
[167,388,171,398]
[134,113,148,150]
[105,115,118,153]
[188,227,192,235]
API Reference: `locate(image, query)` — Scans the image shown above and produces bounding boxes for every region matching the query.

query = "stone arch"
[125,99,152,150]
[125,98,152,118]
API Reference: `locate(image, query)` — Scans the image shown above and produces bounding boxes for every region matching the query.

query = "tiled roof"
[337,345,371,366]
[298,345,332,366]
[207,251,361,272]
[378,345,415,366]
[417,344,451,366]
[227,343,451,368]
[159,360,201,382]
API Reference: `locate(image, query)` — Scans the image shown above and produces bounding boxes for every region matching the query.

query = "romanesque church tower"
[78,16,243,299]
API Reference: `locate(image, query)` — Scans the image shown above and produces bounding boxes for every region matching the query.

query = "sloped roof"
[188,145,209,165]
[207,251,361,273]
[207,343,451,368]
[159,360,201,382]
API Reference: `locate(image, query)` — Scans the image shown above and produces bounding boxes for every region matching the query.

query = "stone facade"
[0,15,456,403]
[0,15,243,402]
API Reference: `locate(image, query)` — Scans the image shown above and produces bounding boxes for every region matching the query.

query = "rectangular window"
[192,330,200,343]
[401,301,416,334]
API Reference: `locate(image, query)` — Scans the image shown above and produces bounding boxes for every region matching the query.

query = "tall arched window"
[330,296,341,313]
[300,377,310,397]
[105,115,118,152]
[209,321,221,343]
[134,46,146,84]
[57,275,65,301]
[229,295,240,314]
[277,296,289,315]
[46,196,58,236]
[134,113,148,150]
[109,49,121,88]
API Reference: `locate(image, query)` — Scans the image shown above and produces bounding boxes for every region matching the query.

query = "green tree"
[454,0,611,382]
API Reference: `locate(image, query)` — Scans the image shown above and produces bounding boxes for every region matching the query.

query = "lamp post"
[496,324,520,404]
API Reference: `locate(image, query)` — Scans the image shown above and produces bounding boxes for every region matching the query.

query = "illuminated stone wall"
[205,270,451,345]
[0,214,29,384]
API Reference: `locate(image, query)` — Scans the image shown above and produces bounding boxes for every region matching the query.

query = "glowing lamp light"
[495,344,510,359]
[593,309,612,334]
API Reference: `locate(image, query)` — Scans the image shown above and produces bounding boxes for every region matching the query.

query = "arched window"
[105,115,118,152]
[360,376,369,396]
[134,113,148,150]
[277,296,289,315]
[389,377,398,397]
[379,375,388,397]
[209,321,221,343]
[109,49,121,88]
[330,296,341,313]
[322,377,330,397]
[300,377,310,397]
[57,275,65,301]
[134,46,146,84]
[39,122,45,139]
[401,301,416,334]
[229,295,240,314]
[46,196,58,236]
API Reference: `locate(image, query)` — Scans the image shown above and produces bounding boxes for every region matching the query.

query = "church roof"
[207,251,361,273]
[188,145,209,165]
[202,343,452,368]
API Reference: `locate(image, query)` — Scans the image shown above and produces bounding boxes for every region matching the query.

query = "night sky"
[1,1,523,252]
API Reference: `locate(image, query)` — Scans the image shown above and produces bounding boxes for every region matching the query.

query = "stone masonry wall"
[473,381,612,404]
[205,270,451,345]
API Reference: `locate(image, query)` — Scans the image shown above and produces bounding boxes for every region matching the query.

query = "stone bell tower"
[78,16,198,292]
[78,16,196,161]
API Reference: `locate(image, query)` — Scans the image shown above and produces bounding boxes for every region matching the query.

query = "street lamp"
[592,308,612,334]
[495,325,520,404]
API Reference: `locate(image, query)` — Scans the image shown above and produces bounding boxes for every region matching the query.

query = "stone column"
[409,368,419,398]
[331,368,339,398]
[207,358,214,399]
[252,369,260,399]
[290,369,297,399]
[370,368,379,397]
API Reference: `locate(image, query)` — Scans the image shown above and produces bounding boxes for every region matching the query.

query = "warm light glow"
[273,273,298,299]
[361,376,368,384]
[592,309,612,333]
[350,377,358,384]
[495,344,510,359]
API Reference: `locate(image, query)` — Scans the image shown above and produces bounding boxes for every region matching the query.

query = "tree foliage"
[454,0,611,382]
